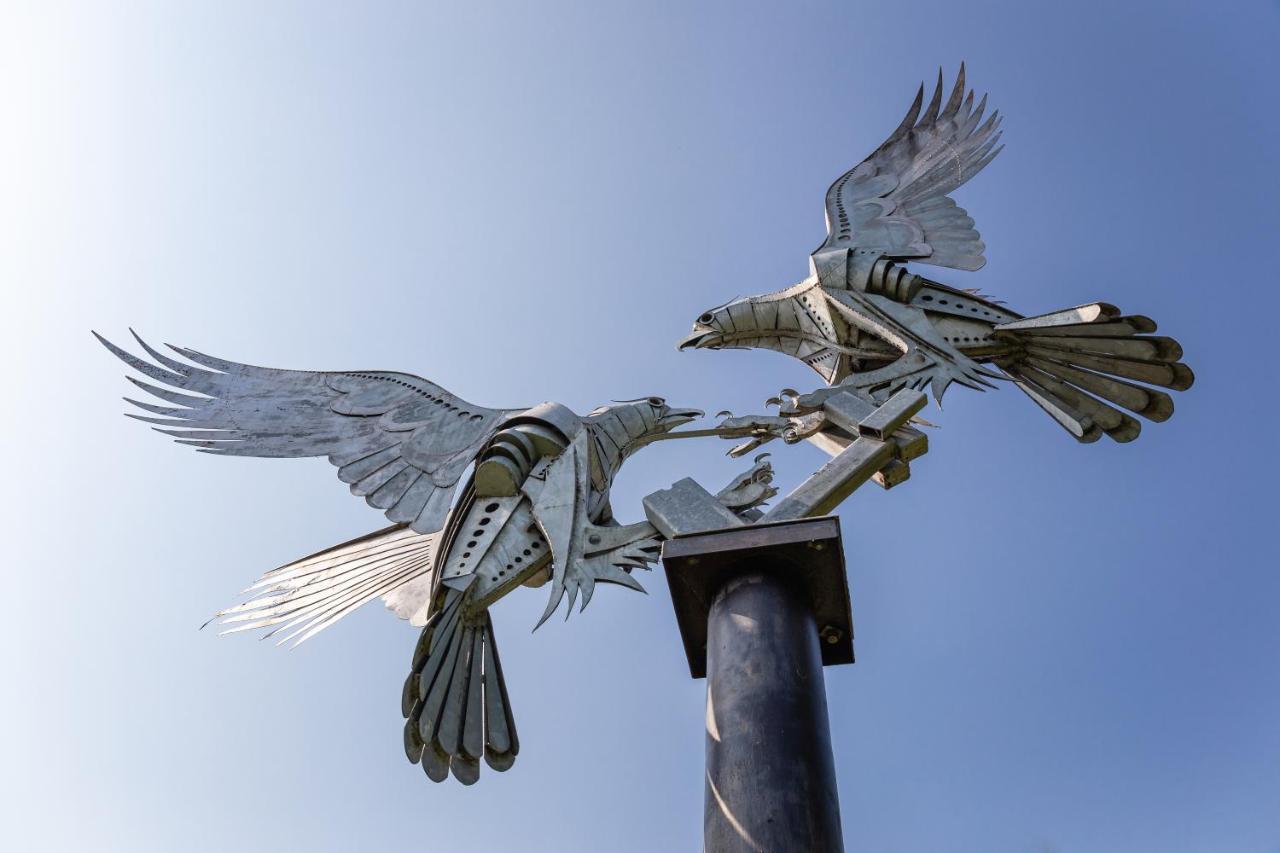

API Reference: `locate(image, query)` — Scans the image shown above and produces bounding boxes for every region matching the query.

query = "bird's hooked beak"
[677,329,720,351]
[678,301,738,351]
[659,406,704,430]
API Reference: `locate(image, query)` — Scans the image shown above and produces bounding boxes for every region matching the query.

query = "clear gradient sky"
[3,2,1278,851]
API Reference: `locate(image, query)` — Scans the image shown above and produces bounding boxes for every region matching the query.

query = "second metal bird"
[681,65,1194,444]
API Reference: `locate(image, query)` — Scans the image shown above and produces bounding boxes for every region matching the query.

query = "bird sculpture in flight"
[96,65,1195,794]
[95,332,774,785]
[681,65,1193,443]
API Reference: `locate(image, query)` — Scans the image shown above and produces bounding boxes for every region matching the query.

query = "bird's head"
[679,278,864,383]
[588,397,704,437]
[677,298,743,353]
[585,397,704,461]
[678,278,839,353]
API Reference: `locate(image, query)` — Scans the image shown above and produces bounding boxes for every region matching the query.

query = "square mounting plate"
[660,516,854,679]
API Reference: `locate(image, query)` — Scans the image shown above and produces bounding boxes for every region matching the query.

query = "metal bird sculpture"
[92,66,1190,798]
[95,332,774,785]
[681,65,1193,444]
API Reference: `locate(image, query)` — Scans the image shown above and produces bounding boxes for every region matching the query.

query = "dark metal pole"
[660,518,852,853]
[704,570,844,853]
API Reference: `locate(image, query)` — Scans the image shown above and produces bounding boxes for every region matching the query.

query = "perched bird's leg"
[714,454,778,520]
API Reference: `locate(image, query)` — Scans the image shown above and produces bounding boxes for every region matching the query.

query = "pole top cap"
[661,516,854,678]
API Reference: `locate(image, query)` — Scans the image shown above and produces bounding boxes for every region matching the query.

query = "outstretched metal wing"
[814,64,1003,271]
[98,331,520,534]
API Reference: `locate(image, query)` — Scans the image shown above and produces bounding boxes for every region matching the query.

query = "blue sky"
[3,2,1278,850]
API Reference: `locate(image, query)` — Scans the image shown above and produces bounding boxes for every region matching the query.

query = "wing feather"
[99,332,519,533]
[816,64,1003,271]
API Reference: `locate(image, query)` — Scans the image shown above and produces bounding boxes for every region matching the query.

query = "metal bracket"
[765,388,927,520]
[643,478,746,539]
[661,517,852,678]
[643,388,929,534]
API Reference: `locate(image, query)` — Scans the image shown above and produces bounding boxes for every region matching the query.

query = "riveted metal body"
[681,65,1193,446]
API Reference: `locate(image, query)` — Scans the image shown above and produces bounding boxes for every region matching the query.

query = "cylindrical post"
[704,570,844,852]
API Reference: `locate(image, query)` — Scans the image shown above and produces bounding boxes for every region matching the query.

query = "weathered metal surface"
[643,478,745,539]
[855,388,927,439]
[804,421,926,490]
[872,458,912,489]
[764,437,894,521]
[889,425,929,462]
[679,66,1193,445]
[819,389,877,430]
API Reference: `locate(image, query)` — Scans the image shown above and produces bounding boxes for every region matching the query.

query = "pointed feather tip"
[918,68,945,126]
[93,329,139,360]
[93,330,130,360]
[531,598,559,632]
[942,63,967,118]
[125,413,186,429]
[130,329,207,375]
[885,83,926,146]
[127,327,150,351]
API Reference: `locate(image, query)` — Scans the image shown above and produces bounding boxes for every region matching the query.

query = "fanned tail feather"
[402,590,518,785]
[208,525,438,646]
[993,303,1193,443]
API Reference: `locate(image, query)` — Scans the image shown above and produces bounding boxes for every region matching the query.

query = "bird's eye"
[648,396,665,406]
[698,312,714,325]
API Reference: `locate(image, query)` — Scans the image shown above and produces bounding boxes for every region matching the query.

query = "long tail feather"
[1025,356,1174,422]
[1014,363,1140,442]
[403,591,518,785]
[1004,367,1102,443]
[994,303,1192,443]
[207,525,438,646]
